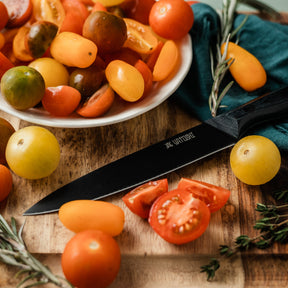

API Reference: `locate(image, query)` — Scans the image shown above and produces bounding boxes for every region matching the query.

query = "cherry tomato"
[0,117,15,165]
[93,0,125,6]
[230,135,281,185]
[0,2,9,30]
[5,126,60,179]
[105,60,144,102]
[134,59,153,96]
[28,57,69,87]
[145,41,164,71]
[59,200,125,235]
[0,52,14,80]
[61,230,121,288]
[42,86,81,116]
[1,0,33,28]
[149,0,194,40]
[148,189,210,244]
[177,178,230,213]
[186,1,199,4]
[120,0,155,24]
[0,164,13,202]
[76,84,115,118]
[122,179,168,218]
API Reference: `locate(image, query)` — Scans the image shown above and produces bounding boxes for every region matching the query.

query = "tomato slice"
[177,178,231,213]
[122,179,168,218]
[148,189,210,244]
[76,83,115,118]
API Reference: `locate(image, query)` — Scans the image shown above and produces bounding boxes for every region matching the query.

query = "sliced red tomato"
[177,178,231,213]
[122,179,168,218]
[148,189,210,244]
[76,83,115,118]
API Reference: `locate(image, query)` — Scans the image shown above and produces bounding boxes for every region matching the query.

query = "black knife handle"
[206,86,288,139]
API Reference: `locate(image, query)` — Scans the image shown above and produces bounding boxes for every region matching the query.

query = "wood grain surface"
[1,11,288,288]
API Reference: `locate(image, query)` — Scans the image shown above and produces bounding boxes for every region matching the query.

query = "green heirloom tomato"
[6,126,60,179]
[230,135,281,185]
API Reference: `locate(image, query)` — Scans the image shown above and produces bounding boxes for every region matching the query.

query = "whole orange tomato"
[149,0,194,40]
[61,230,121,288]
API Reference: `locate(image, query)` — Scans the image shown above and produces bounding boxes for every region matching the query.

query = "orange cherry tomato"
[177,178,231,213]
[91,2,108,12]
[105,59,144,102]
[0,164,13,202]
[134,59,153,96]
[122,179,168,218]
[1,0,33,28]
[61,230,121,288]
[0,2,9,30]
[149,0,194,40]
[152,39,179,81]
[0,52,14,80]
[76,84,115,117]
[221,41,267,92]
[148,189,211,244]
[42,86,81,116]
[60,0,90,34]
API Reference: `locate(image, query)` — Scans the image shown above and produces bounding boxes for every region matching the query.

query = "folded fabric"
[173,3,288,150]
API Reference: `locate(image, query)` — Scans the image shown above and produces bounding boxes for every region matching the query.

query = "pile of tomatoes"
[0,0,195,118]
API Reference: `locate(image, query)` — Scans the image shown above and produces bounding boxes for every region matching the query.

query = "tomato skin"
[61,230,121,288]
[149,0,194,40]
[0,164,13,202]
[149,189,210,244]
[59,200,125,236]
[230,135,281,185]
[76,84,115,117]
[42,86,81,116]
[134,59,153,96]
[0,2,9,30]
[122,179,168,218]
[177,178,230,213]
[0,117,15,165]
[0,52,14,80]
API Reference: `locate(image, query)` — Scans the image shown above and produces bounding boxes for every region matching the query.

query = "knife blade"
[24,86,288,215]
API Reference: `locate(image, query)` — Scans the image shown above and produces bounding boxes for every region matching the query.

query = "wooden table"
[1,12,288,288]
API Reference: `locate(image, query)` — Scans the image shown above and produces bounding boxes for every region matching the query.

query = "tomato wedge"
[177,178,231,213]
[148,189,210,244]
[122,179,168,218]
[76,84,115,118]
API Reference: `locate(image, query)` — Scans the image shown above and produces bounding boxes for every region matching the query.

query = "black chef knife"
[24,86,288,215]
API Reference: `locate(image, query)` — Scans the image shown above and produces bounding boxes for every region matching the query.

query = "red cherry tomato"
[177,178,231,213]
[122,179,168,218]
[134,59,153,97]
[149,0,194,40]
[148,189,210,244]
[76,84,115,118]
[42,85,81,116]
[187,1,199,5]
[61,230,121,288]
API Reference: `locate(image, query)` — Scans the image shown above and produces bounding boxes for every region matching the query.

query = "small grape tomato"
[122,179,168,218]
[42,85,81,116]
[148,189,210,244]
[177,178,230,213]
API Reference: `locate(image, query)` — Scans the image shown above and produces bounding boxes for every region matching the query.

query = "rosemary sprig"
[208,0,280,117]
[0,215,73,288]
[201,191,288,281]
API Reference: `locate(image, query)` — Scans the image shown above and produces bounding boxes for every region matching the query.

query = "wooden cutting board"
[1,12,288,288]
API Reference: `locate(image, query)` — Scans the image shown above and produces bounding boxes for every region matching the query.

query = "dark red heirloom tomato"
[122,179,168,218]
[148,189,210,244]
[177,178,231,213]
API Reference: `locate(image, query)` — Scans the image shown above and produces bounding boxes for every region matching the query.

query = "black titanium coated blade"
[23,123,236,215]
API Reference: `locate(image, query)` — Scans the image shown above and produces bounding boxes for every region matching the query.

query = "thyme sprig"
[201,190,288,281]
[208,0,280,117]
[0,215,73,288]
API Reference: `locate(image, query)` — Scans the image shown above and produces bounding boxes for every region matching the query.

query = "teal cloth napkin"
[173,3,288,150]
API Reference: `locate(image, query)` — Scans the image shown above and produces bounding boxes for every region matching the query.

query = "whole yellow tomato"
[5,126,60,179]
[230,135,281,185]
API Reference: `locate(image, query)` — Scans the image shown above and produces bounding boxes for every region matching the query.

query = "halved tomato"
[122,179,168,218]
[148,189,210,244]
[177,178,231,213]
[76,83,115,117]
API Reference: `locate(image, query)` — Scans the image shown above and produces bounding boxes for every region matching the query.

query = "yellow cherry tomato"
[50,32,98,68]
[28,57,69,87]
[230,135,281,185]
